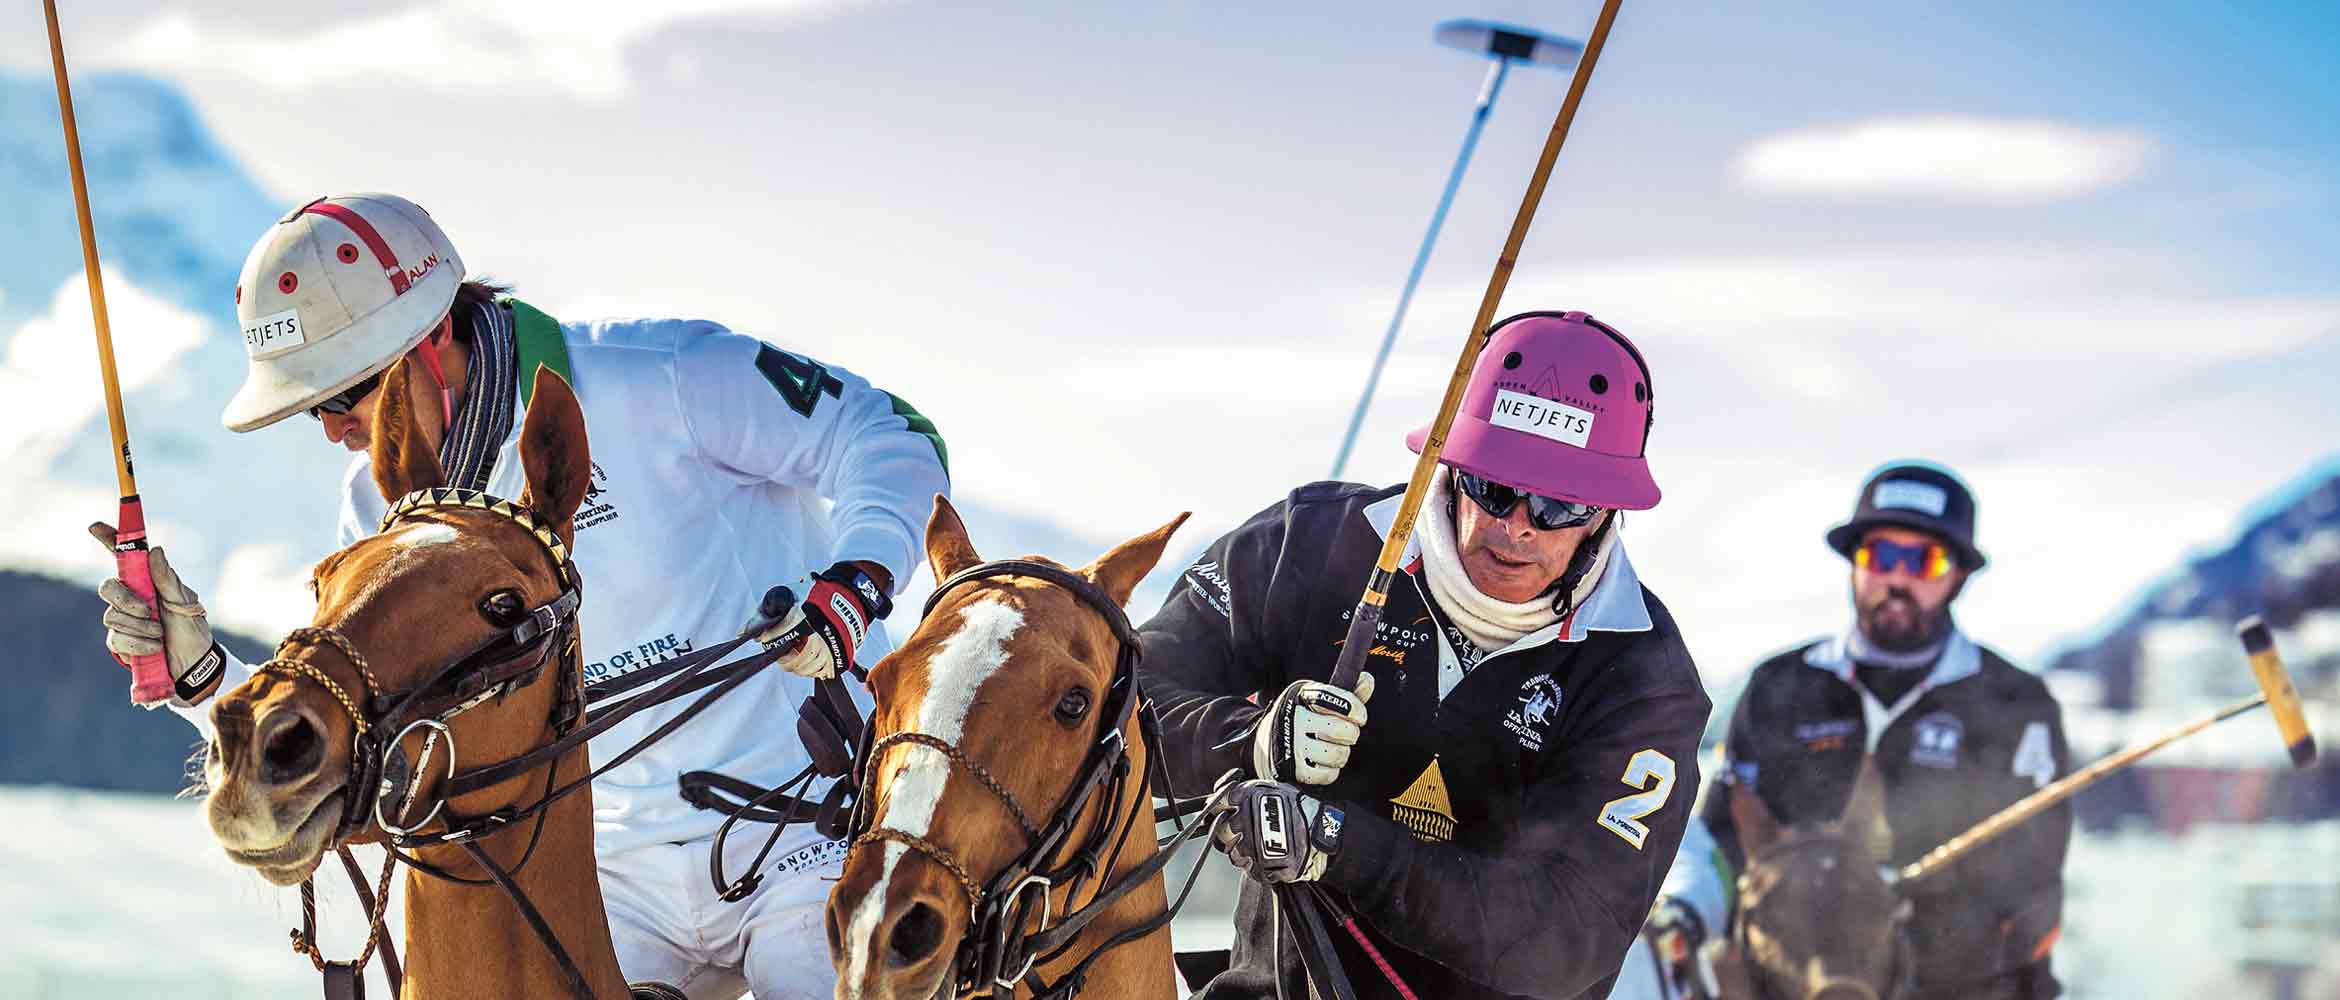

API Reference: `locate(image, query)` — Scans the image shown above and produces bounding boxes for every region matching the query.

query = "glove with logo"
[1248,674,1374,786]
[1210,777,1341,885]
[739,561,893,680]
[88,523,227,703]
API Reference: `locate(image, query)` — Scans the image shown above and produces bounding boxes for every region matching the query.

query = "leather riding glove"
[740,561,893,680]
[89,522,226,703]
[1248,674,1373,786]
[1211,777,1340,884]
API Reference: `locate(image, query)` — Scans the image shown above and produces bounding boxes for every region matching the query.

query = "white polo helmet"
[222,193,465,432]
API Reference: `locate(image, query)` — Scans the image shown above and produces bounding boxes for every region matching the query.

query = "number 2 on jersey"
[1598,749,1676,849]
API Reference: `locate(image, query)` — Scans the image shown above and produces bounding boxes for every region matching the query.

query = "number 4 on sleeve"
[755,345,843,417]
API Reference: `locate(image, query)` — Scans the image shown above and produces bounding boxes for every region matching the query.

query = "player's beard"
[1859,586,1950,653]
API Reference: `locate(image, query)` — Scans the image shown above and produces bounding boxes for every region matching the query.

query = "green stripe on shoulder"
[886,391,948,474]
[501,296,574,408]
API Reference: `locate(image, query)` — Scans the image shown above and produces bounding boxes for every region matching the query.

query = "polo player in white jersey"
[91,193,950,998]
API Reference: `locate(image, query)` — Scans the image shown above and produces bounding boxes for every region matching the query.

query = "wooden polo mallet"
[1325,0,1625,694]
[44,0,176,704]
[1900,615,2318,883]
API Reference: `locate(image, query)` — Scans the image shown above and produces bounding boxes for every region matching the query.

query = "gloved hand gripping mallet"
[45,0,173,704]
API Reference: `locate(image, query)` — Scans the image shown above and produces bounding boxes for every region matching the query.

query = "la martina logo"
[576,462,621,530]
[1502,673,1564,751]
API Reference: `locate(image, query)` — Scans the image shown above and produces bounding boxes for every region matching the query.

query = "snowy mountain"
[0,72,1150,787]
[2048,456,2340,710]
[0,70,347,639]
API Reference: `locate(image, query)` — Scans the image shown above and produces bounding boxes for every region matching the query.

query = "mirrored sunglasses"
[1854,538,1954,581]
[1453,470,1603,532]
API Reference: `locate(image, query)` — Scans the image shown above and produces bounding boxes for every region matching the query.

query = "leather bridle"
[846,559,1219,999]
[261,486,812,1000]
[1732,831,1915,1000]
[258,487,588,999]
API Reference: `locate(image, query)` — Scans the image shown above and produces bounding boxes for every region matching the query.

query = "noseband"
[262,488,586,849]
[1733,832,1915,1000]
[257,487,587,999]
[847,559,1209,998]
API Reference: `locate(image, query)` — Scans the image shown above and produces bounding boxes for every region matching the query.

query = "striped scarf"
[437,299,518,493]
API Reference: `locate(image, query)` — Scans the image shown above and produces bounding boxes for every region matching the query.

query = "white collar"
[1802,626,1982,689]
[1361,491,1652,647]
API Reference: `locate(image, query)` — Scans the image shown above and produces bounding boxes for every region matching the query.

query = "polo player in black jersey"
[1142,312,1712,1000]
[1697,461,2073,999]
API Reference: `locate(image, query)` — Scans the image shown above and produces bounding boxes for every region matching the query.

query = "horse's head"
[827,495,1186,1000]
[202,361,591,886]
[1729,757,1908,1000]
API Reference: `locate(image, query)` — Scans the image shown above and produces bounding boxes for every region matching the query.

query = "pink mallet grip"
[113,497,174,704]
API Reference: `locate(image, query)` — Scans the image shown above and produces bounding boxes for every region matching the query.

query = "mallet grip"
[112,495,174,704]
[1328,568,1399,691]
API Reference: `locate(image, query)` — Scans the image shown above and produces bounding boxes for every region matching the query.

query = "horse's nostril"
[259,713,325,785]
[887,901,946,967]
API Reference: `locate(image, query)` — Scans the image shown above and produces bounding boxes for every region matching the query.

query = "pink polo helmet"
[1405,311,1660,510]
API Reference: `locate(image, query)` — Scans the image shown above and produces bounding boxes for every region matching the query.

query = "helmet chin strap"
[1545,511,1615,618]
[409,318,456,428]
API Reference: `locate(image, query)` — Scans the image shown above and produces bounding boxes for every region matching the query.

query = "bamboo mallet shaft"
[1328,0,1625,690]
[1901,617,2317,883]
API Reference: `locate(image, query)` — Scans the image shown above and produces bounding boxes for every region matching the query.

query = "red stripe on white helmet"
[302,201,411,295]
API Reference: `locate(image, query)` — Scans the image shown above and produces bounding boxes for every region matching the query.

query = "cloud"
[112,0,857,100]
[0,270,209,471]
[1732,116,2157,202]
[211,543,316,636]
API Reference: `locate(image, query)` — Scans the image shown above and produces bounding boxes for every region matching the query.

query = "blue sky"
[0,0,2334,688]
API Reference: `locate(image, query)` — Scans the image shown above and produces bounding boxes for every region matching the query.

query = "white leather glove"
[1249,674,1374,786]
[89,523,226,701]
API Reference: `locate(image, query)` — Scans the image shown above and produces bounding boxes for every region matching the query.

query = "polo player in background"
[1141,311,1712,999]
[1675,461,2074,999]
[89,193,949,997]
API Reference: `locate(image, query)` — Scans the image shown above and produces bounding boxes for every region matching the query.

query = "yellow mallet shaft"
[1903,617,2318,883]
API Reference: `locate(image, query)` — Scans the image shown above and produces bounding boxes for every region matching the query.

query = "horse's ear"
[926,495,981,580]
[1729,781,1783,862]
[1081,512,1191,607]
[369,357,444,502]
[1836,755,1894,862]
[516,365,591,538]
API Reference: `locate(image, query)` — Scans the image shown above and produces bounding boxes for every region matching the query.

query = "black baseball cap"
[1825,461,1985,571]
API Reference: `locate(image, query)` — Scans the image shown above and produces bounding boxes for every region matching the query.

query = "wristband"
[175,643,226,703]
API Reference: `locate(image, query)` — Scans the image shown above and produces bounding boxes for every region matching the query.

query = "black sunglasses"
[308,369,386,419]
[1454,470,1603,532]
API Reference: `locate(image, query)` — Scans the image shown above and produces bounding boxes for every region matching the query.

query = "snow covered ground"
[3,784,2333,999]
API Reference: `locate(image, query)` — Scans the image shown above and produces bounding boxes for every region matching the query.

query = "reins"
[257,487,829,1000]
[847,558,1227,998]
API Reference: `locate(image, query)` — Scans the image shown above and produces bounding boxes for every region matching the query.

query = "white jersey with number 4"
[175,309,951,854]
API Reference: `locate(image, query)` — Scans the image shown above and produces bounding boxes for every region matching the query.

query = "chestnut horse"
[199,360,629,999]
[828,496,1188,1000]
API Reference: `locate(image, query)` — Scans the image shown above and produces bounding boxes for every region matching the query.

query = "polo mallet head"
[2238,616,2317,768]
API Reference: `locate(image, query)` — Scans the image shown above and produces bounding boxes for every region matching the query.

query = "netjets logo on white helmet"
[222,193,465,432]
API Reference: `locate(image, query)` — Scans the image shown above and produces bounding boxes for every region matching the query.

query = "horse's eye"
[480,590,528,626]
[1054,688,1092,725]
